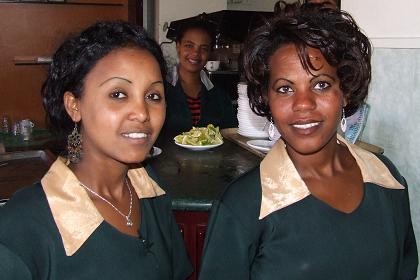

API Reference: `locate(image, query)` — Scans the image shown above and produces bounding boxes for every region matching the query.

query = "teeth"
[293,122,320,129]
[122,133,147,139]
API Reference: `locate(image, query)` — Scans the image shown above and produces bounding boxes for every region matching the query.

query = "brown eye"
[313,81,331,91]
[146,92,162,102]
[276,86,293,95]
[110,90,127,99]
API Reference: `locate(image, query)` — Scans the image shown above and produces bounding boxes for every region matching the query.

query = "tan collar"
[41,157,166,256]
[259,134,404,219]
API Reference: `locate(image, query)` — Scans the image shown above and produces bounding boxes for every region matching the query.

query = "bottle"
[2,115,10,134]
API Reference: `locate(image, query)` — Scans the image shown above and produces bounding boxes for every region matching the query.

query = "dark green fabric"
[0,166,192,280]
[164,80,238,133]
[199,154,418,280]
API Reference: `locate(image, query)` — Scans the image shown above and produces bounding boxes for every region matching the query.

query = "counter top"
[148,130,262,211]
[0,129,64,154]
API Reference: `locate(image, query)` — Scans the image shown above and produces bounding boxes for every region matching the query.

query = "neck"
[287,134,346,179]
[70,154,129,199]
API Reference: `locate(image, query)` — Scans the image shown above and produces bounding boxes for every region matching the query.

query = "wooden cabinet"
[174,210,210,280]
[0,1,130,128]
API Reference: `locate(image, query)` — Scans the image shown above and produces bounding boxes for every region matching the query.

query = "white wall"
[155,0,226,67]
[342,0,420,48]
[343,1,420,277]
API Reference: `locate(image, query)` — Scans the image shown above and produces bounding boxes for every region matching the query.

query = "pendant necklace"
[79,177,134,227]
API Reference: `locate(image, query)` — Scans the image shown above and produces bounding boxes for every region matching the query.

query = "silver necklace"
[79,177,134,227]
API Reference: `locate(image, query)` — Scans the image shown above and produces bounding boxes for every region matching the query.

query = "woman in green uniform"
[0,21,192,279]
[199,4,417,280]
[164,19,238,133]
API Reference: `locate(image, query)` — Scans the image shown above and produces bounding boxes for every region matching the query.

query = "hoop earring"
[340,108,347,133]
[268,117,276,140]
[67,122,82,163]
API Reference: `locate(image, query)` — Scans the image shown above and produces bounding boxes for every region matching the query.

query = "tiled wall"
[361,48,420,258]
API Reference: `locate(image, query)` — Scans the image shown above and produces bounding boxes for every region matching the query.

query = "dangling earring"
[340,108,347,133]
[67,122,82,163]
[268,117,276,140]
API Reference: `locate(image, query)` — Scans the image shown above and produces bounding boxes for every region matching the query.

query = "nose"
[191,46,201,57]
[128,98,150,123]
[292,88,316,112]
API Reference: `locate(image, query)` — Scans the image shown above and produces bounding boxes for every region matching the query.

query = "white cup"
[205,60,220,72]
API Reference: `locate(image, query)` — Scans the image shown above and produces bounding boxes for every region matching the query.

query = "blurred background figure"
[164,19,238,134]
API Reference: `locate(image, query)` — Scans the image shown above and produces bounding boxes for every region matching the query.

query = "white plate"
[238,129,269,139]
[246,139,276,153]
[174,141,223,151]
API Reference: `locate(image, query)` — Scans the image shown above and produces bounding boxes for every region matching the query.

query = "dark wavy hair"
[242,4,371,117]
[41,21,167,135]
[175,18,216,47]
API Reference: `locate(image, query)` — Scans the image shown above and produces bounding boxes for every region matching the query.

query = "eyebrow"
[309,73,336,82]
[150,80,164,86]
[184,40,210,48]
[271,78,294,86]
[99,77,132,86]
[271,73,336,86]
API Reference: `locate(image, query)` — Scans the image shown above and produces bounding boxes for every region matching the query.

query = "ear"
[176,42,181,55]
[63,91,81,122]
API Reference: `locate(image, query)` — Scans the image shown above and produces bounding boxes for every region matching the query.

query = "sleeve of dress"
[400,176,418,280]
[169,209,193,280]
[199,200,257,280]
[0,242,32,279]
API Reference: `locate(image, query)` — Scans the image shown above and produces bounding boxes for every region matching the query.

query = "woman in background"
[199,4,417,279]
[164,19,238,133]
[0,21,192,279]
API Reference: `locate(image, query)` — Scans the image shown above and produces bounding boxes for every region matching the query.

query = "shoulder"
[206,84,229,99]
[142,163,173,208]
[0,183,56,237]
[374,153,406,186]
[1,183,49,220]
[165,81,182,98]
[0,183,59,270]
[217,166,261,221]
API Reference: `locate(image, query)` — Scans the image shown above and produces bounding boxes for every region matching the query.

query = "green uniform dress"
[164,80,238,133]
[0,159,192,280]
[199,137,418,280]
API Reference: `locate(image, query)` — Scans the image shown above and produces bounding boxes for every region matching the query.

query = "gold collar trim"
[41,157,165,256]
[259,134,404,219]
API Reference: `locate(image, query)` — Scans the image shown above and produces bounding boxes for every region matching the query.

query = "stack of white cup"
[236,82,269,139]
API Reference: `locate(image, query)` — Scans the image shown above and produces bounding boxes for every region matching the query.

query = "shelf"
[0,0,124,6]
[13,56,52,65]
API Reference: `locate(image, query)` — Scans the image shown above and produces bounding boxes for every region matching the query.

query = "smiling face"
[268,44,345,156]
[65,47,165,165]
[176,28,211,74]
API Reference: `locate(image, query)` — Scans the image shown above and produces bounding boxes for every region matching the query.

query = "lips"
[187,58,200,65]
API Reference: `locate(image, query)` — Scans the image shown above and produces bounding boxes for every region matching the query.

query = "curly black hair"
[241,4,371,117]
[41,21,166,135]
